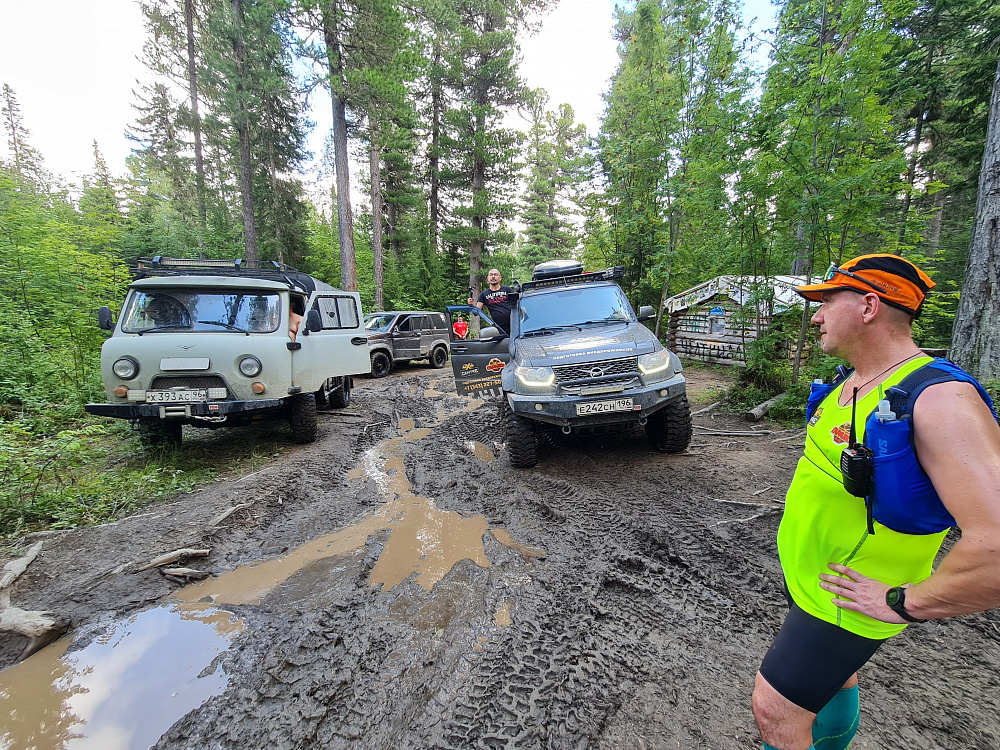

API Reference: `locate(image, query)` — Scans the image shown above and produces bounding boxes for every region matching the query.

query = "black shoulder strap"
[884,359,996,420]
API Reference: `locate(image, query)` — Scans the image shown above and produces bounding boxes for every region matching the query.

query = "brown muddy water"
[0,603,241,750]
[2,402,542,749]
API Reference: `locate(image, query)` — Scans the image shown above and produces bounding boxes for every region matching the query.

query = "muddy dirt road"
[2,366,1000,749]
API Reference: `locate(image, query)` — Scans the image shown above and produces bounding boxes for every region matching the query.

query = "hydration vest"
[807,358,998,535]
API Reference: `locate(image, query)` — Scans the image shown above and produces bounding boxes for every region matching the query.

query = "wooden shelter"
[663,275,808,365]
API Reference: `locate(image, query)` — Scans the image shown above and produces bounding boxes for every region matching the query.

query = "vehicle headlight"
[112,357,139,380]
[239,356,262,377]
[515,365,555,388]
[638,350,671,379]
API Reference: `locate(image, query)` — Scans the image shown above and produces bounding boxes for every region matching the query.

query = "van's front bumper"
[85,398,285,420]
[506,374,687,428]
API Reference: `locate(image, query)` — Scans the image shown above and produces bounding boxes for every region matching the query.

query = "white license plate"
[576,398,634,416]
[146,389,207,403]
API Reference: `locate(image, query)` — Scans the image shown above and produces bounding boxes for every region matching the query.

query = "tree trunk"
[269,145,284,265]
[231,0,258,264]
[925,184,943,250]
[386,197,398,259]
[428,36,442,259]
[468,91,487,299]
[323,2,357,291]
[370,140,384,311]
[897,49,934,251]
[950,53,1000,381]
[185,0,208,254]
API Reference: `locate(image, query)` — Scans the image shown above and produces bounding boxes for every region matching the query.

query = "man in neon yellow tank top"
[752,254,1000,750]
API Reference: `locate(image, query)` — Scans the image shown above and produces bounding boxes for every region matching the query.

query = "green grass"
[0,415,292,539]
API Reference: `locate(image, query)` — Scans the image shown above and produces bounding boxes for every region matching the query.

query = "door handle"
[351,337,368,345]
[452,346,468,354]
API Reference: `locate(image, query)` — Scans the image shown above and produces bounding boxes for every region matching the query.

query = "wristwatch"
[886,586,927,623]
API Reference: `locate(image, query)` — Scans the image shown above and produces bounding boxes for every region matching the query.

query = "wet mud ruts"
[2,367,1000,749]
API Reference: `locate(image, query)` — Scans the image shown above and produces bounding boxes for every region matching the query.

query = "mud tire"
[505,403,539,468]
[430,346,448,369]
[288,393,318,443]
[330,376,352,408]
[370,351,391,378]
[138,420,183,448]
[645,396,693,453]
[316,376,351,409]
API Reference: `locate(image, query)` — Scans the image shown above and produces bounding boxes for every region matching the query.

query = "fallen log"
[693,428,776,437]
[0,544,71,661]
[0,541,43,589]
[0,604,71,660]
[745,392,788,422]
[134,548,210,573]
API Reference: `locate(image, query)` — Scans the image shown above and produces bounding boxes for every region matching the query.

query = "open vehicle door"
[445,305,509,399]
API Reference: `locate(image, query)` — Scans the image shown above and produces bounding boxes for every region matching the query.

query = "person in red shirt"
[453,315,468,340]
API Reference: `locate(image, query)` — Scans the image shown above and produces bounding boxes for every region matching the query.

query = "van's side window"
[313,296,360,329]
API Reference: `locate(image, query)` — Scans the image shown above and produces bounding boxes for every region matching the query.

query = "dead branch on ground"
[161,567,211,582]
[134,548,210,572]
[209,502,254,527]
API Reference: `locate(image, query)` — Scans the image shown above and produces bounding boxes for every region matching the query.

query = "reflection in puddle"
[0,602,242,750]
[177,400,541,606]
[179,406,492,605]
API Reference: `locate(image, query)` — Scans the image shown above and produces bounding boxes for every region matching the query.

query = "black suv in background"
[449,260,691,467]
[364,311,451,377]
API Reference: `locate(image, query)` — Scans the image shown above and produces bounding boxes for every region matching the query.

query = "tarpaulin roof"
[664,275,810,314]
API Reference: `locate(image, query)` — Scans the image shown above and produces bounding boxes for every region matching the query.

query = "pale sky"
[0,0,776,185]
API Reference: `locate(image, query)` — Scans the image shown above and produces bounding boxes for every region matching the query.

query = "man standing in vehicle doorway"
[752,254,1000,750]
[468,268,513,334]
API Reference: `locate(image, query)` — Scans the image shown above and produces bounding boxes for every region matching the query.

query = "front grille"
[553,356,638,383]
[553,356,639,394]
[150,375,229,395]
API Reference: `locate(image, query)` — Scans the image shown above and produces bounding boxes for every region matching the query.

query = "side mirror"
[98,306,114,330]
[479,326,504,340]
[638,305,656,322]
[306,309,323,333]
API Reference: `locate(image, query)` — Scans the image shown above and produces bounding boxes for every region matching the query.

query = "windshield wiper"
[578,318,629,326]
[136,325,188,336]
[200,320,250,334]
[522,324,581,337]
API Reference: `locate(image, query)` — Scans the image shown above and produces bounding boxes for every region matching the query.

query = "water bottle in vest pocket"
[868,400,956,535]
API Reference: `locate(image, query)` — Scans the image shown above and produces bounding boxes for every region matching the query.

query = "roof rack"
[134,257,301,274]
[518,266,625,293]
[131,257,321,294]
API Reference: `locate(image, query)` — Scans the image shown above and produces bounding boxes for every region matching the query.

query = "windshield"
[519,285,634,334]
[364,314,396,332]
[121,291,282,333]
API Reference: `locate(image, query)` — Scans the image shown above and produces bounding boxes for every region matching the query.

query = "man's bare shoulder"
[913,379,1000,463]
[914,380,997,427]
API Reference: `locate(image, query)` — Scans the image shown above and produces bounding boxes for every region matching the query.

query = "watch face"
[886,588,903,606]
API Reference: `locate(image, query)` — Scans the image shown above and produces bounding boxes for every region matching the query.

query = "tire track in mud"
[387,390,791,748]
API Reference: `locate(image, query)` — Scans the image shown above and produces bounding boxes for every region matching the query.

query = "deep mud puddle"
[2,401,542,748]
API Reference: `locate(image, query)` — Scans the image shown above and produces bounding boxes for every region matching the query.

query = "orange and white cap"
[795,254,935,317]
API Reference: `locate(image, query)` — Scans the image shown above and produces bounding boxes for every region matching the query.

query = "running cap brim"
[795,254,935,315]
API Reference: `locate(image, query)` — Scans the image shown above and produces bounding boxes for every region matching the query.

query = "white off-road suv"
[85,258,370,445]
